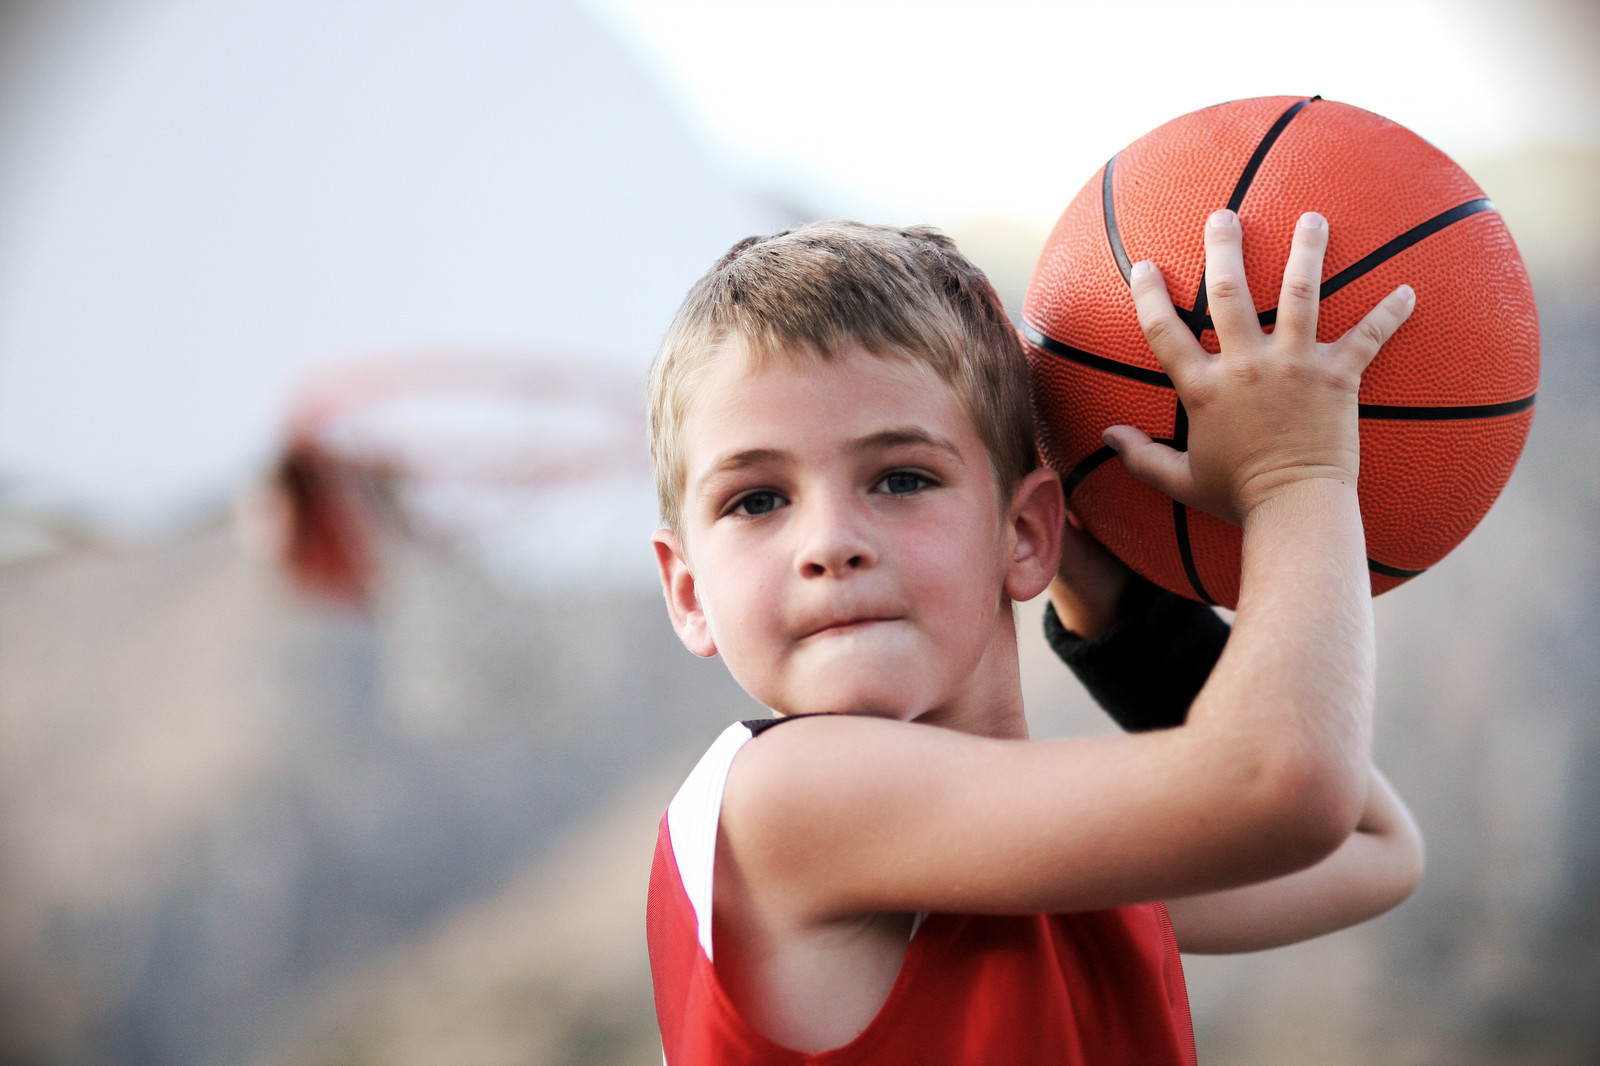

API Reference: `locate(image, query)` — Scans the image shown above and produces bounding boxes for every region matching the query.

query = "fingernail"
[1398,284,1415,303]
[1101,429,1121,452]
[1300,211,1326,230]
[1209,209,1236,228]
[1131,260,1156,280]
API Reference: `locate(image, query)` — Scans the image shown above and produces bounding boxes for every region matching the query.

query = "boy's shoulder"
[648,716,1198,1065]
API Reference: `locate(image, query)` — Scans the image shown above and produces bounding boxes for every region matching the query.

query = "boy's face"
[653,343,1056,726]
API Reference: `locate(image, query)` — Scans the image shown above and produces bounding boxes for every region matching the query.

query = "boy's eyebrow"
[694,428,966,494]
[852,427,965,461]
[691,448,789,500]
[703,447,788,476]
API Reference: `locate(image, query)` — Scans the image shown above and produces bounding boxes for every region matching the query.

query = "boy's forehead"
[688,341,955,430]
[677,343,987,484]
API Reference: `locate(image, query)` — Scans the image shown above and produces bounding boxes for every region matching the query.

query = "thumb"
[1103,425,1196,505]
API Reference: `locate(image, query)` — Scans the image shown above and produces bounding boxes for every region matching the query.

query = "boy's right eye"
[730,490,785,517]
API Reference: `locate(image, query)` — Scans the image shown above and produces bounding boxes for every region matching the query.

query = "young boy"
[645,215,1424,1063]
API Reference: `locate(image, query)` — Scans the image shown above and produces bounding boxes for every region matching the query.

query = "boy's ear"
[653,528,718,658]
[1003,466,1066,603]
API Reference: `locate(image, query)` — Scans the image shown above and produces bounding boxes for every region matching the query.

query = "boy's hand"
[1048,509,1129,639]
[1106,210,1415,526]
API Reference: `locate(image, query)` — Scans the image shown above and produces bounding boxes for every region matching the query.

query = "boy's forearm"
[1189,478,1375,843]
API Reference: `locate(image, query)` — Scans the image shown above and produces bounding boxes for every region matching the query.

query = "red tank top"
[647,722,1198,1065]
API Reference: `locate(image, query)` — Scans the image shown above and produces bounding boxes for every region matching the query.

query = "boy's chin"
[769,678,932,722]
[734,638,956,720]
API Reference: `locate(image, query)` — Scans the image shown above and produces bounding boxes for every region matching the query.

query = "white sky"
[1,0,1594,531]
[0,0,782,528]
[583,0,1600,229]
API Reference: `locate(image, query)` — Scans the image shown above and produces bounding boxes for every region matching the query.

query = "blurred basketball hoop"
[245,355,655,606]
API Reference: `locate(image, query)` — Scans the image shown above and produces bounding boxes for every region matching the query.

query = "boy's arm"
[1164,765,1424,952]
[1046,542,1425,948]
[721,210,1416,919]
[1046,540,1425,948]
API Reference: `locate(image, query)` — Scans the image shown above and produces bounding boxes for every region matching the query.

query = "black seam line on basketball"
[1317,198,1495,301]
[1025,323,1535,422]
[1060,438,1182,499]
[1184,97,1305,605]
[1169,403,1216,605]
[1062,445,1119,498]
[1188,199,1497,333]
[1192,97,1319,328]
[1173,497,1214,604]
[1369,559,1427,579]
[1359,395,1536,420]
[1102,152,1134,284]
[1022,323,1174,388]
[1227,98,1316,213]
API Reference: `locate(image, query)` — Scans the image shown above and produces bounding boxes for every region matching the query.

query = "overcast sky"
[0,0,1594,530]
[585,0,1600,229]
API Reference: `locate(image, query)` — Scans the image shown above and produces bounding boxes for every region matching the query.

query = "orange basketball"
[1022,96,1539,609]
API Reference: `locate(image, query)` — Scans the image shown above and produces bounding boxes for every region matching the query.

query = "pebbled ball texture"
[1022,95,1540,608]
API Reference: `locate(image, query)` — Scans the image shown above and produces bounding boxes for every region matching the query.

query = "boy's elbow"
[1275,796,1364,879]
[1238,746,1370,877]
[1385,810,1427,907]
[1398,830,1426,903]
[1358,768,1426,912]
[1353,815,1426,926]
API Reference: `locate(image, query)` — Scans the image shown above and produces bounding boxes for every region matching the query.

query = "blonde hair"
[648,220,1035,532]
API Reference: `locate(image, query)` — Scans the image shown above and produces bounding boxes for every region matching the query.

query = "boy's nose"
[794,499,878,578]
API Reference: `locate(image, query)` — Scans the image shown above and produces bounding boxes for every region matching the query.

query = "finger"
[1203,209,1260,343]
[1331,284,1417,372]
[1104,425,1196,505]
[1274,212,1329,347]
[1129,260,1204,384]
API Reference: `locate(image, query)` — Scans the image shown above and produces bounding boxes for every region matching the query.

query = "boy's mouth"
[801,615,900,639]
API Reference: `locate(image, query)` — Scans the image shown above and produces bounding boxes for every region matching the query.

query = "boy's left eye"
[876,470,933,496]
[730,490,785,517]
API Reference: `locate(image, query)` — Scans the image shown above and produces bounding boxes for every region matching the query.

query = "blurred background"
[0,1,1594,1063]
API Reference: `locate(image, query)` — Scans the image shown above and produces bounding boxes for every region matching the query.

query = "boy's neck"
[911,612,1031,741]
